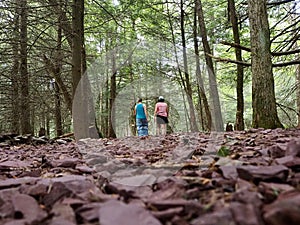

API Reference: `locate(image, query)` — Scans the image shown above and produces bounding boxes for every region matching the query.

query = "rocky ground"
[0,128,300,225]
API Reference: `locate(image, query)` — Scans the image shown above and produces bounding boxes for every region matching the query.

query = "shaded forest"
[0,0,300,139]
[1,2,300,225]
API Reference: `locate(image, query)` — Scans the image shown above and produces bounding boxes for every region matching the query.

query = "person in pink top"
[154,96,168,135]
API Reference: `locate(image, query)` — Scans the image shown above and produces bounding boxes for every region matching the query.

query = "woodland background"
[0,0,300,139]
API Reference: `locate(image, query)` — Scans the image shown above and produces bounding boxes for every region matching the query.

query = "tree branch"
[273,60,300,67]
[43,55,73,112]
[267,0,295,6]
[272,49,300,56]
[205,53,251,67]
[206,52,300,67]
[92,0,126,28]
[276,102,300,117]
[220,41,251,52]
[220,41,300,56]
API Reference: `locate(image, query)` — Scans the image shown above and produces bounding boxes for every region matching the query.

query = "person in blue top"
[134,98,149,137]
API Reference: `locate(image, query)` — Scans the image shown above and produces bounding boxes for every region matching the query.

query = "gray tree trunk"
[180,0,199,132]
[196,0,224,131]
[108,48,117,138]
[55,9,63,137]
[72,0,89,140]
[228,0,245,130]
[297,64,300,127]
[248,0,283,129]
[11,1,20,134]
[20,0,31,134]
[193,2,211,131]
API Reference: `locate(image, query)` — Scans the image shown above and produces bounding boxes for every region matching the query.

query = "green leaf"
[217,146,230,157]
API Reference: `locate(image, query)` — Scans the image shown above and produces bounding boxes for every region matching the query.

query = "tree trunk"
[55,9,63,136]
[71,0,89,140]
[196,0,224,131]
[54,81,63,136]
[47,0,72,48]
[228,0,245,130]
[104,51,110,137]
[180,0,198,132]
[108,49,117,138]
[42,0,73,113]
[297,63,300,127]
[193,2,212,131]
[43,55,73,113]
[82,46,101,138]
[129,51,137,136]
[181,87,190,132]
[248,0,283,129]
[19,0,31,134]
[11,1,20,134]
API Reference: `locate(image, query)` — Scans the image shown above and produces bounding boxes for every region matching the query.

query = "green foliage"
[217,146,230,157]
[1,0,300,135]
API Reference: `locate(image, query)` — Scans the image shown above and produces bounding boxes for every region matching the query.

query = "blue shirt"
[136,103,146,119]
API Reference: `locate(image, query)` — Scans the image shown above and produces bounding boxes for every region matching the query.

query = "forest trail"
[0,128,300,224]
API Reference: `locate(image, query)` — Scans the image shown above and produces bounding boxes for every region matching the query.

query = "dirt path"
[0,128,300,225]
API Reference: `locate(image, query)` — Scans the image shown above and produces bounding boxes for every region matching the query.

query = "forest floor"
[0,128,300,225]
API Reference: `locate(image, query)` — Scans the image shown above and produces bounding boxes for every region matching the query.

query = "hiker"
[154,96,168,135]
[134,98,149,137]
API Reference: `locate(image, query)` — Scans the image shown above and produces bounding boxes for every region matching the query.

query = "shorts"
[136,118,148,136]
[156,115,168,124]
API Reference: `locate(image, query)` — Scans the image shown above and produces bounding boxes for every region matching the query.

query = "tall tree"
[43,0,73,113]
[72,0,89,139]
[196,0,224,131]
[180,0,198,132]
[297,62,300,127]
[108,48,117,138]
[11,0,20,133]
[19,0,31,134]
[193,1,211,131]
[248,0,283,129]
[228,0,244,130]
[54,1,63,136]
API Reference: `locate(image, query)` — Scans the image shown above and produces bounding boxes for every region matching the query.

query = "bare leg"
[162,124,167,135]
[156,122,160,135]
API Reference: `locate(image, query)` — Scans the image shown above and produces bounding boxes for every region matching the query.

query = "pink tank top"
[156,102,168,117]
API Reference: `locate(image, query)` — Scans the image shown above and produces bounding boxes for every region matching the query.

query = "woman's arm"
[154,104,158,122]
[154,104,158,115]
[143,104,149,120]
[166,104,168,116]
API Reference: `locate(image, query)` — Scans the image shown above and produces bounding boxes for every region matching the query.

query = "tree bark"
[47,0,72,48]
[180,0,198,132]
[11,1,20,134]
[196,0,224,131]
[71,0,89,140]
[108,48,117,138]
[248,0,283,129]
[20,0,31,134]
[55,7,63,136]
[297,63,300,127]
[193,2,212,131]
[43,55,73,113]
[228,0,245,130]
[105,51,110,137]
[54,81,63,136]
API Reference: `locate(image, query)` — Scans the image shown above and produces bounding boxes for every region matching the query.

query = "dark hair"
[138,98,143,102]
[158,99,164,102]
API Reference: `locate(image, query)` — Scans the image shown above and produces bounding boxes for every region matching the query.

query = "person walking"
[154,96,168,135]
[134,98,149,137]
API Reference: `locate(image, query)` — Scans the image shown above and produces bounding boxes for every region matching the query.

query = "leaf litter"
[0,128,300,225]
